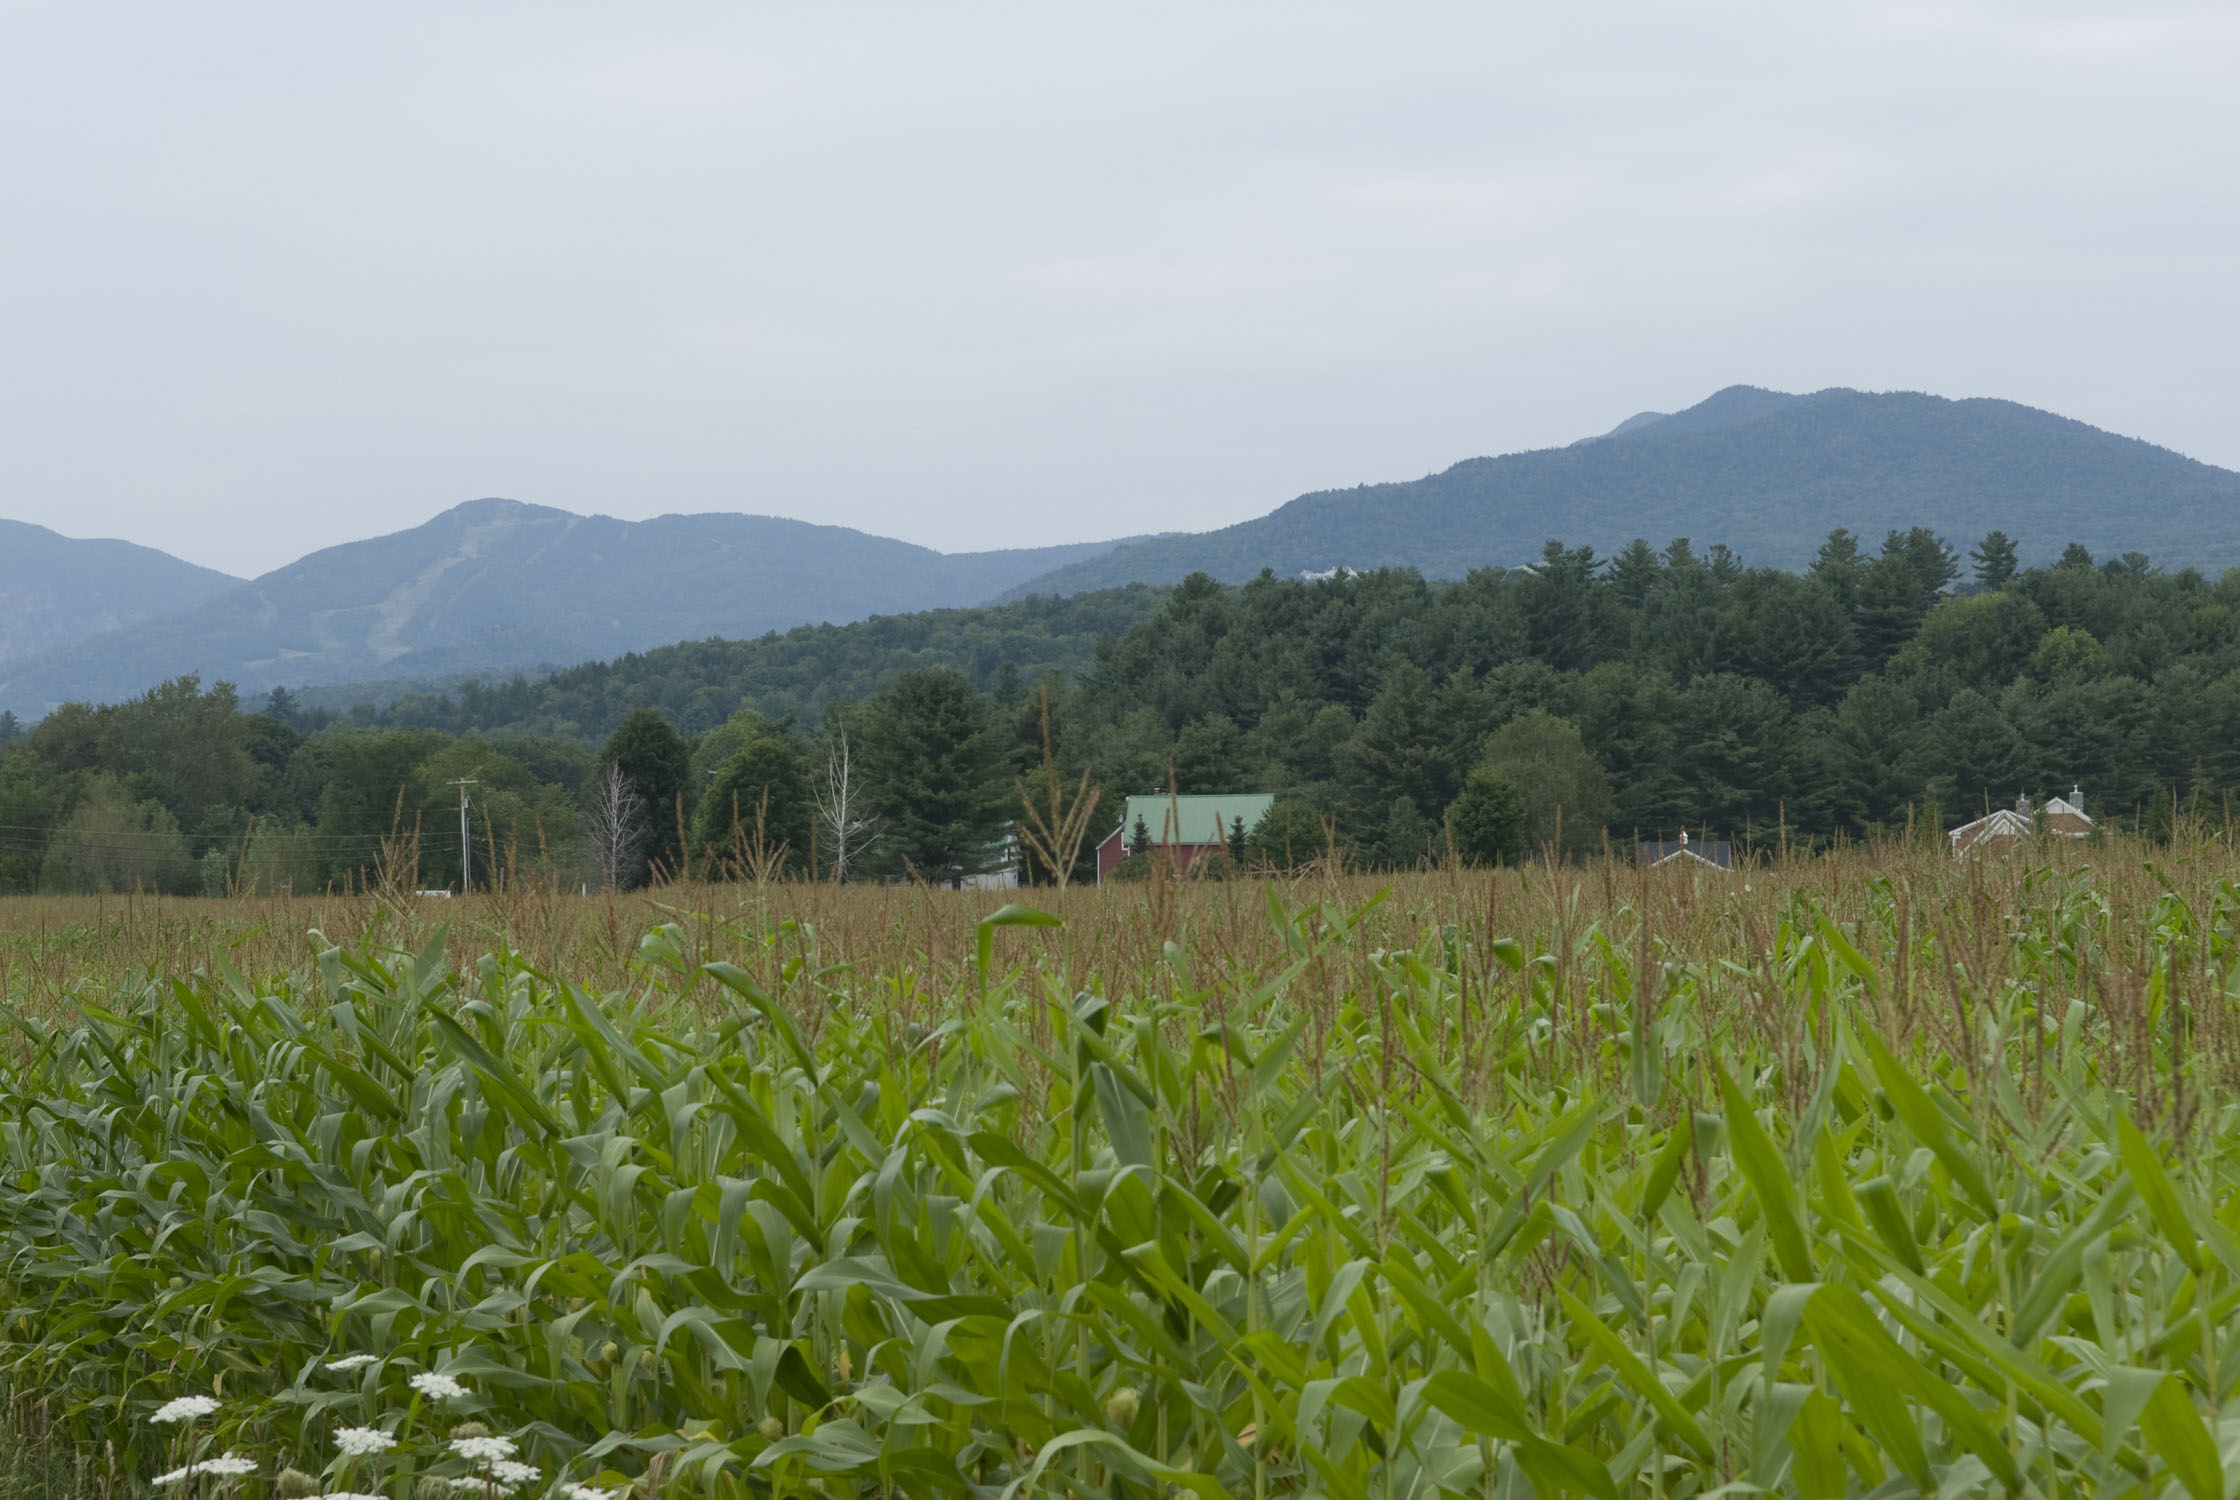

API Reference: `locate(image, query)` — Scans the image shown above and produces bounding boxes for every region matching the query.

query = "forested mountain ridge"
[0,499,1138,716]
[12,383,2228,718]
[314,585,1167,743]
[1003,386,2240,595]
[0,520,241,662]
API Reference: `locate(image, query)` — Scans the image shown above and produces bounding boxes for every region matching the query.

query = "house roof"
[2043,791,2093,836]
[1637,837,1734,870]
[1950,788,2095,854]
[1949,807,2031,854]
[1103,793,1279,849]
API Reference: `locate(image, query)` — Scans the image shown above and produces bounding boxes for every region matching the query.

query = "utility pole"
[448,778,479,893]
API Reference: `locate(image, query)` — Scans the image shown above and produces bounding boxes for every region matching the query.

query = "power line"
[0,821,455,847]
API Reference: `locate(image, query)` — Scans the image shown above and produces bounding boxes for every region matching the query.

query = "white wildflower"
[333,1427,396,1457]
[490,1461,539,1486]
[410,1371,470,1400]
[154,1454,257,1484]
[450,1434,517,1464]
[324,1493,390,1500]
[559,1487,616,1500]
[325,1354,379,1372]
[151,1395,220,1425]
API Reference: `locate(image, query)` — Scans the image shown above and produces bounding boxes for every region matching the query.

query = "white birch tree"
[583,762,646,893]
[813,732,877,881]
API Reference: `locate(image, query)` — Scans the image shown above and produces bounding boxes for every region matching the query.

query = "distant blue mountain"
[0,520,241,663]
[1003,386,2240,595]
[0,501,1136,715]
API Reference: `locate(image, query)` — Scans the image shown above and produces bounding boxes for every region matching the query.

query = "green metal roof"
[1114,793,1277,848]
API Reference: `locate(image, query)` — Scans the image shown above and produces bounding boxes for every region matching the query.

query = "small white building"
[959,834,1023,890]
[1950,786,2092,857]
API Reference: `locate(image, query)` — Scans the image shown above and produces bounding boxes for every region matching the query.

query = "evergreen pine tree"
[856,667,1009,885]
[1969,530,2019,590]
[1808,528,1865,611]
[1607,538,1662,610]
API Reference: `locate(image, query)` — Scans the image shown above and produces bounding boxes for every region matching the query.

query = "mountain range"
[0,520,241,664]
[0,502,1133,715]
[998,385,2240,598]
[6,383,2238,717]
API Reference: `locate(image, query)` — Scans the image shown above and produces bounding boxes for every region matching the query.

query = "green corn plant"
[0,867,2238,1496]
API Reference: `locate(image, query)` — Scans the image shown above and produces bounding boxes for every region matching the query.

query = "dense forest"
[0,525,2233,894]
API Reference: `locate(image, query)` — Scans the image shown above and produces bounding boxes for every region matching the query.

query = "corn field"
[5,844,2240,1497]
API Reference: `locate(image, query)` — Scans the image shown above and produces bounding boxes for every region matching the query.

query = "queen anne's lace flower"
[489,1461,539,1487]
[450,1434,517,1465]
[151,1395,221,1425]
[325,1354,379,1372]
[410,1371,470,1400]
[333,1427,395,1457]
[323,1492,388,1500]
[154,1455,256,1485]
[559,1486,616,1500]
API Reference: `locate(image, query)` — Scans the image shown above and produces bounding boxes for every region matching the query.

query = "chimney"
[2070,783,2083,815]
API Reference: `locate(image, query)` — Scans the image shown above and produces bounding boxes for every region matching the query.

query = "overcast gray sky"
[2,2,2234,577]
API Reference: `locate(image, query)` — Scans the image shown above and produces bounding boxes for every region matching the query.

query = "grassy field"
[2,838,2239,1498]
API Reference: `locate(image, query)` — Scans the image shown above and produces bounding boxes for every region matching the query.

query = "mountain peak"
[436,496,575,523]
[1576,385,1805,445]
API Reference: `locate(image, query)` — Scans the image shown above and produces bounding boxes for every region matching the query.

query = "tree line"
[1052,528,2240,865]
[0,525,2233,894]
[0,672,1032,895]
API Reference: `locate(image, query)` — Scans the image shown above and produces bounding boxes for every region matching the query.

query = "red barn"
[1095,794,1276,881]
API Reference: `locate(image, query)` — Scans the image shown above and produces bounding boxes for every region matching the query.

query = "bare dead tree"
[584,762,646,893]
[813,732,877,882]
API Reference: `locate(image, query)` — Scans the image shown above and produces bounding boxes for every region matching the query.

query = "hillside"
[1005,386,2240,595]
[311,584,1167,743]
[0,520,241,662]
[0,500,1135,716]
